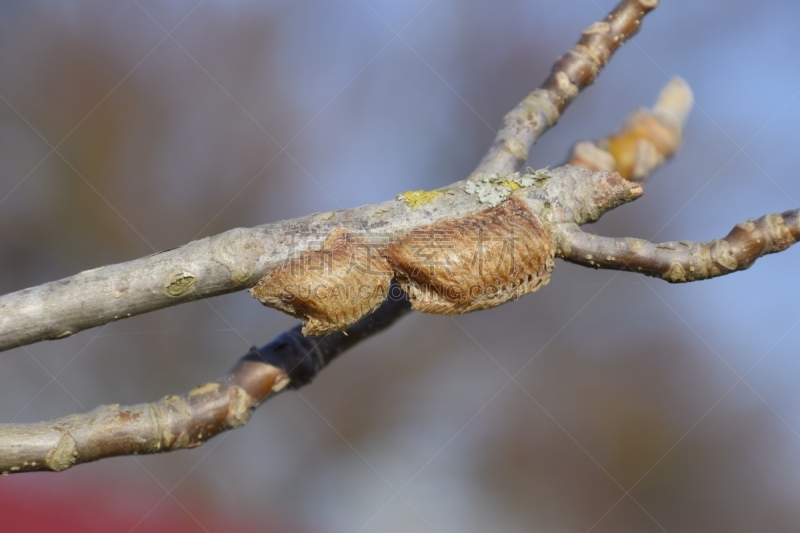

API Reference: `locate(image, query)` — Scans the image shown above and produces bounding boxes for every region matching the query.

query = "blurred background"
[1,0,799,531]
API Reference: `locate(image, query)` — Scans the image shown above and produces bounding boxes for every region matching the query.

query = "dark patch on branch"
[0,291,410,474]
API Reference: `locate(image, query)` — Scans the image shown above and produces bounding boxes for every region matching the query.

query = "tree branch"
[556,210,800,282]
[566,77,693,179]
[0,0,662,353]
[0,73,678,473]
[3,0,799,474]
[554,76,799,282]
[0,166,639,351]
[473,0,660,177]
[0,292,410,474]
[0,0,672,474]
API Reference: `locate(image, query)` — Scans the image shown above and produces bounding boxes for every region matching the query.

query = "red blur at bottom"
[0,477,284,533]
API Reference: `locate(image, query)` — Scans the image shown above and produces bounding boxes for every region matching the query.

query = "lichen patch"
[464,169,549,206]
[165,271,196,297]
[225,386,254,428]
[397,189,441,208]
[212,228,260,284]
[664,262,686,283]
[712,240,738,271]
[45,432,77,472]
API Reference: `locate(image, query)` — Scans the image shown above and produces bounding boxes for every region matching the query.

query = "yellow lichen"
[464,169,548,206]
[664,263,687,283]
[397,189,441,208]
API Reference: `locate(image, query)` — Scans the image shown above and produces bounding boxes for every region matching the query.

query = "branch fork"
[2,0,797,474]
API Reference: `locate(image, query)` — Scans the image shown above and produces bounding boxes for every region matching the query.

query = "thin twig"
[0,293,410,473]
[555,210,800,282]
[474,0,660,177]
[567,77,693,179]
[554,77,799,281]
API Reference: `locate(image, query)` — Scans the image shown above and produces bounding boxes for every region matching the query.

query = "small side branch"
[556,210,800,282]
[567,77,693,179]
[0,293,410,474]
[475,0,660,176]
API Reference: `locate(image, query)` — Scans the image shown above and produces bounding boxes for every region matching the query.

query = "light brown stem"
[567,77,693,179]
[474,0,660,177]
[556,210,800,282]
[0,293,410,473]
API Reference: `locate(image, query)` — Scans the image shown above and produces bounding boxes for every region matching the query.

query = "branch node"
[45,432,77,472]
[226,386,255,429]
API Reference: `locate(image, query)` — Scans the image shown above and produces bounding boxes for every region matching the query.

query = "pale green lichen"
[165,271,196,296]
[397,189,441,208]
[213,229,259,284]
[664,263,687,283]
[464,168,550,206]
[712,240,737,271]
[626,237,647,253]
[225,386,254,428]
[45,433,77,472]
